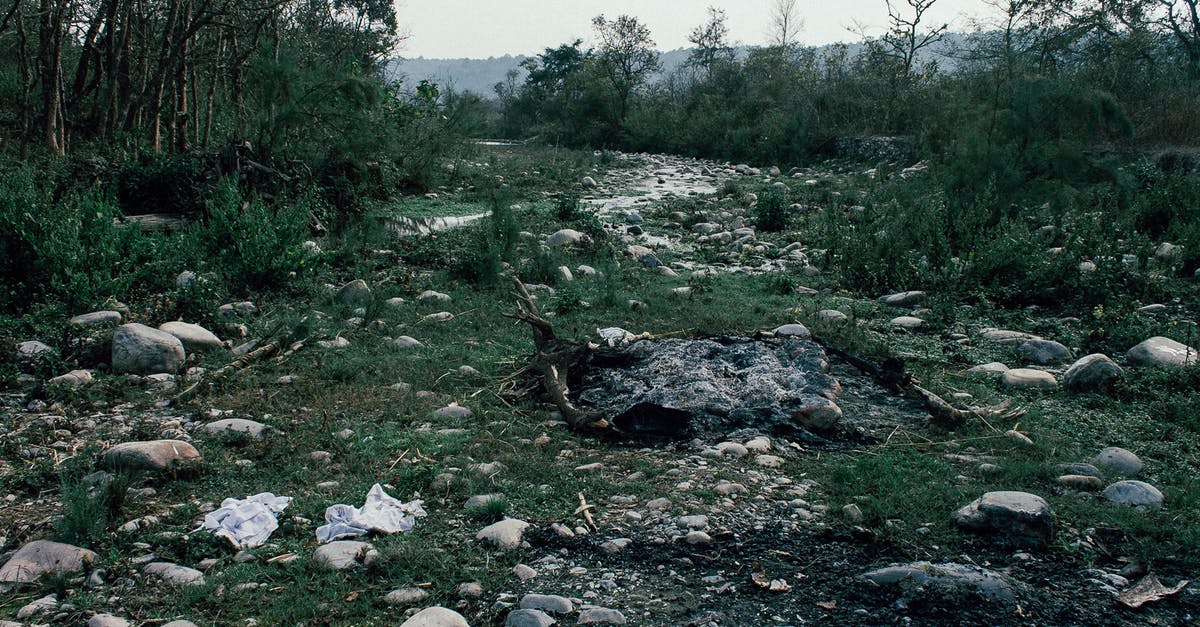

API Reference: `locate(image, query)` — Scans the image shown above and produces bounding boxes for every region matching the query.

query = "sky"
[395,0,1005,59]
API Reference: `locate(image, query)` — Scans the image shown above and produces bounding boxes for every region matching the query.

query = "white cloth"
[316,483,426,543]
[202,492,292,548]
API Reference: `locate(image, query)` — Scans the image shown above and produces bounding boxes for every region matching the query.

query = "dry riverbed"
[2,146,1199,625]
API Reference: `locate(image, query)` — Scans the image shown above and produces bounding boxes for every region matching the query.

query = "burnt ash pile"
[575,337,846,439]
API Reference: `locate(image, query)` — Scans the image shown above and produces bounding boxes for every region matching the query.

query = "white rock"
[476,518,529,549]
[144,562,206,586]
[1126,336,1198,368]
[384,587,430,606]
[313,540,377,570]
[545,229,585,248]
[772,323,810,339]
[1001,368,1058,391]
[103,440,202,472]
[967,362,1010,375]
[392,336,424,350]
[112,323,186,374]
[418,290,451,302]
[158,321,222,353]
[0,540,97,584]
[890,316,924,329]
[399,606,470,627]
[49,369,95,388]
[89,613,132,627]
[203,419,269,439]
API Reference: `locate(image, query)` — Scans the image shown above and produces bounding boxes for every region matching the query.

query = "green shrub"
[55,464,130,548]
[754,190,789,232]
[0,165,157,312]
[200,181,311,291]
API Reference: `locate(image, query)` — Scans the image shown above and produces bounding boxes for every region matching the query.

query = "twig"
[575,493,597,530]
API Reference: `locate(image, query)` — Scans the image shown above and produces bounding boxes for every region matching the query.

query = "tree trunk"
[37,0,65,155]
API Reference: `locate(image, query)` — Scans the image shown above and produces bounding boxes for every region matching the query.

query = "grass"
[1,146,1199,624]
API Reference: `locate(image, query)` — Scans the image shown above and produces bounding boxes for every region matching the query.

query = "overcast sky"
[395,0,1003,59]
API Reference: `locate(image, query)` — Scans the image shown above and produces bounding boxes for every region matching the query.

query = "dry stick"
[910,384,1022,431]
[575,493,597,530]
[174,339,280,403]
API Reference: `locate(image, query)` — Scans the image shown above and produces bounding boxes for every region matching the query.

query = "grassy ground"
[1,145,1198,625]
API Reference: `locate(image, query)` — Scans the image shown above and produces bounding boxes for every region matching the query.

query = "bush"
[199,181,312,291]
[0,165,157,313]
[754,190,789,232]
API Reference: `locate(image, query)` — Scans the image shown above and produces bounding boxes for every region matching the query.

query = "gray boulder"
[336,280,373,307]
[1019,339,1072,365]
[1094,447,1142,476]
[506,609,556,627]
[16,341,55,360]
[1063,354,1124,391]
[313,540,377,570]
[1103,480,1164,509]
[112,323,186,374]
[103,440,202,472]
[1127,336,1198,368]
[980,329,1040,344]
[860,562,1017,603]
[399,606,470,627]
[0,540,97,585]
[877,291,925,307]
[69,311,122,327]
[158,322,222,353]
[576,608,627,625]
[952,491,1052,545]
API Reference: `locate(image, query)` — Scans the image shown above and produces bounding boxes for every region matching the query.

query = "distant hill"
[389,35,969,97]
[386,56,530,96]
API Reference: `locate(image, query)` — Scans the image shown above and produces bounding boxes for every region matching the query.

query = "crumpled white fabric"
[316,483,426,543]
[202,493,292,548]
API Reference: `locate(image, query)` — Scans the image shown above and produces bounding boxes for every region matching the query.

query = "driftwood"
[818,338,1023,429]
[502,277,609,432]
[173,323,304,403]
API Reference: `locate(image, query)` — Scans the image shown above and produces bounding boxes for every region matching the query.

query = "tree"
[1158,0,1200,76]
[688,6,734,74]
[882,0,948,79]
[768,0,803,50]
[591,14,660,126]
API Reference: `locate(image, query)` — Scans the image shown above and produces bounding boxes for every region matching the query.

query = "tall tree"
[688,6,734,74]
[768,0,803,50]
[882,0,948,79]
[591,14,660,126]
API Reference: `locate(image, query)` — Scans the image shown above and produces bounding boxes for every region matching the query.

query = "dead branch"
[503,276,609,432]
[911,384,1025,430]
[173,339,280,403]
